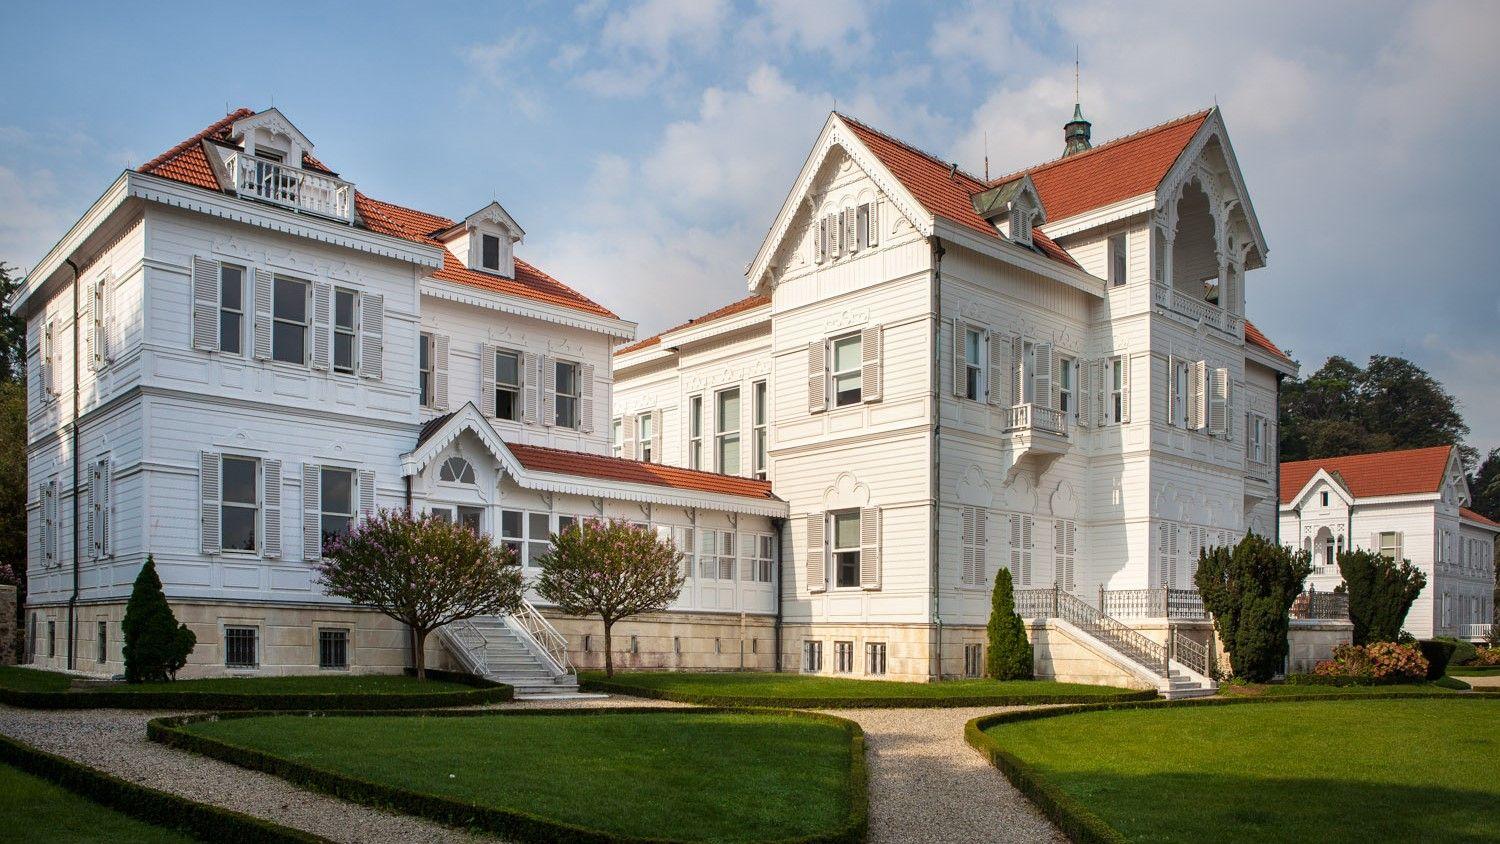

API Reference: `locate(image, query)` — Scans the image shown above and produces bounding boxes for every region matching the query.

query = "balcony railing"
[1290,587,1349,620]
[1015,587,1169,676]
[1153,283,1243,338]
[226,151,354,223]
[1458,623,1492,642]
[1100,587,1205,620]
[1005,403,1068,436]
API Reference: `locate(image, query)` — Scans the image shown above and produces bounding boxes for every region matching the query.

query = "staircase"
[439,600,585,699]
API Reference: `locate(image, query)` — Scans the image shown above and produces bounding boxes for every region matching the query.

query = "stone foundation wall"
[1286,619,1354,674]
[543,610,778,673]
[781,623,938,683]
[0,585,14,666]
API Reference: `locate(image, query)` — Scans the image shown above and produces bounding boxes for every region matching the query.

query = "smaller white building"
[1279,445,1498,641]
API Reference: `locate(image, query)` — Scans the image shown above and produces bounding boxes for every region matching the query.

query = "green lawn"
[179,711,857,842]
[0,666,474,696]
[987,698,1500,843]
[0,666,74,692]
[1218,680,1462,697]
[583,670,1146,706]
[1449,665,1500,677]
[0,762,194,843]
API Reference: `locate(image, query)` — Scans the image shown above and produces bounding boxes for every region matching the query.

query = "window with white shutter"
[430,333,449,411]
[521,351,539,424]
[252,269,274,361]
[962,506,987,586]
[358,293,384,380]
[861,325,882,403]
[200,452,221,555]
[1209,367,1230,437]
[192,257,222,352]
[578,363,595,433]
[42,477,59,566]
[807,341,827,414]
[310,282,331,371]
[1034,343,1055,410]
[263,458,282,559]
[806,512,827,593]
[989,332,1008,407]
[1054,519,1076,590]
[40,320,55,400]
[1009,513,1033,586]
[859,506,881,590]
[1189,360,1207,430]
[302,463,322,561]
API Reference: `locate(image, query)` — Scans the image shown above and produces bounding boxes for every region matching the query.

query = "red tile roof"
[506,441,778,500]
[1280,445,1456,503]
[1244,320,1293,365]
[616,294,770,355]
[1460,507,1500,529]
[1001,110,1211,223]
[838,114,1081,270]
[138,110,614,320]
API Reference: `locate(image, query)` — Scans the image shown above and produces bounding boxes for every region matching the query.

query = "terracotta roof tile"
[616,294,770,355]
[838,114,1081,271]
[138,109,614,320]
[1244,320,1293,365]
[506,441,778,500]
[1460,507,1500,529]
[1001,110,1211,223]
[1280,446,1455,503]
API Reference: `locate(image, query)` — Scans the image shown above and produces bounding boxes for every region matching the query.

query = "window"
[630,635,639,654]
[753,380,768,480]
[856,202,874,250]
[834,641,854,673]
[963,328,984,401]
[481,234,501,271]
[458,506,483,534]
[1111,357,1126,424]
[219,265,244,354]
[97,621,107,663]
[833,510,861,588]
[272,276,309,365]
[47,620,56,657]
[688,395,703,470]
[637,412,654,462]
[438,456,476,484]
[715,388,740,474]
[612,419,623,457]
[964,643,984,678]
[1172,359,1189,428]
[831,334,862,406]
[865,642,887,676]
[528,512,551,566]
[1058,357,1075,417]
[320,467,355,550]
[319,629,349,670]
[418,333,434,408]
[1378,531,1401,560]
[224,626,258,668]
[1022,341,1036,404]
[495,350,520,421]
[1320,491,1330,507]
[754,534,775,582]
[554,361,579,428]
[1108,233,1128,286]
[333,288,357,374]
[502,510,569,568]
[1247,414,1266,463]
[699,530,734,580]
[804,640,823,672]
[961,505,987,586]
[221,456,259,553]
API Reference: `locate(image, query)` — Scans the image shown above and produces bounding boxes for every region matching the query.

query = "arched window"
[438,456,476,484]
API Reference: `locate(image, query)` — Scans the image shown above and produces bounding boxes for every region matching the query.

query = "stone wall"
[0,585,14,666]
[1286,619,1354,674]
[546,610,778,674]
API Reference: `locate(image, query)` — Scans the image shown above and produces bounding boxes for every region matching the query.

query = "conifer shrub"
[985,568,1032,680]
[1337,549,1426,645]
[121,556,196,683]
[1195,533,1312,682]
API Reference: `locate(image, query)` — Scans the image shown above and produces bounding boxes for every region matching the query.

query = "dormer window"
[481,234,502,272]
[257,148,285,163]
[439,201,525,278]
[970,174,1045,251]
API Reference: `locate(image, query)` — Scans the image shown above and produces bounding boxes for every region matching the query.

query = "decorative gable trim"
[1156,108,1268,267]
[1285,468,1357,511]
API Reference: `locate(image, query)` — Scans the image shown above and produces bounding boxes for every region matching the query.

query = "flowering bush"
[1313,641,1428,682]
[1473,647,1500,667]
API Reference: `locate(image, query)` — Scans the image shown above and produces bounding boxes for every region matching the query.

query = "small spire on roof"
[1063,50,1092,157]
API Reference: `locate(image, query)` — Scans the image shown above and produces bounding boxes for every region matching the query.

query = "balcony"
[1001,403,1068,482]
[1100,587,1206,620]
[1005,403,1068,436]
[1459,623,1492,642]
[226,151,354,223]
[1153,283,1243,339]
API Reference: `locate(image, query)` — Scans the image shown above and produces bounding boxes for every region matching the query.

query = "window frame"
[1058,356,1075,418]
[963,327,984,402]
[1022,341,1037,405]
[318,627,350,670]
[688,395,704,470]
[754,533,775,583]
[418,332,435,408]
[553,360,580,428]
[865,642,886,676]
[636,411,654,462]
[715,387,741,475]
[1110,357,1126,425]
[502,510,574,568]
[833,640,854,674]
[494,349,521,421]
[1378,531,1400,559]
[219,264,245,356]
[964,643,984,678]
[1108,233,1128,286]
[319,466,356,552]
[219,455,260,556]
[1172,359,1189,428]
[752,380,768,480]
[332,287,359,375]
[96,620,107,663]
[830,333,863,407]
[271,274,311,366]
[803,640,822,672]
[224,625,259,669]
[611,418,623,457]
[481,233,502,272]
[831,509,862,589]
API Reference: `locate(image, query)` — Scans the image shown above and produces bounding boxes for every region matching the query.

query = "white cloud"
[0,166,69,273]
[748,0,873,57]
[459,34,545,119]
[599,0,729,58]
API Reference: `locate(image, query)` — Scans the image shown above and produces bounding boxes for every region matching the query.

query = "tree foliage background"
[0,263,26,657]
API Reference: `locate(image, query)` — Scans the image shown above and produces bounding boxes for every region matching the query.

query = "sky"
[2,0,1497,454]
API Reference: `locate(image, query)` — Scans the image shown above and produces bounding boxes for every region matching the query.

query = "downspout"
[772,516,786,672]
[1274,371,1285,547]
[930,238,945,680]
[65,258,81,671]
[404,474,413,513]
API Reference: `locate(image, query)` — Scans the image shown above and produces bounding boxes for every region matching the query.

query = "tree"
[985,567,1032,680]
[1469,449,1500,522]
[121,556,197,682]
[1195,534,1312,682]
[1337,549,1426,645]
[1278,354,1475,468]
[0,263,27,386]
[0,382,25,592]
[534,518,684,678]
[317,509,523,679]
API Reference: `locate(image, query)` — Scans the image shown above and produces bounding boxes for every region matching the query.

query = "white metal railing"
[1170,627,1213,678]
[1015,586,1169,676]
[1290,587,1349,620]
[506,598,574,676]
[1245,458,1271,482]
[439,618,492,677]
[1100,587,1205,620]
[1152,283,1244,337]
[1459,623,1492,641]
[226,151,354,222]
[1005,403,1069,436]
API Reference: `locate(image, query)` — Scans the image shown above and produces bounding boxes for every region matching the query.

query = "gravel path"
[824,706,1066,844]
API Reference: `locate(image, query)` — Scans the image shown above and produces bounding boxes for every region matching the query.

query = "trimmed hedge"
[963,692,1500,844]
[0,732,325,843]
[1433,676,1471,691]
[150,706,868,844]
[0,669,510,711]
[1417,639,1457,680]
[579,678,1158,709]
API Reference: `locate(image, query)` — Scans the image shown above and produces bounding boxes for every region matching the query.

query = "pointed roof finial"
[1063,49,1092,157]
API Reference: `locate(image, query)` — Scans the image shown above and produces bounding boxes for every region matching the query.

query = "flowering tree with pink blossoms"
[317,509,522,679]
[534,518,685,677]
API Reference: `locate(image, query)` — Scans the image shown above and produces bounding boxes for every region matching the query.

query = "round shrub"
[1438,636,1479,666]
[1417,640,1457,680]
[1314,642,1429,682]
[1474,647,1500,667]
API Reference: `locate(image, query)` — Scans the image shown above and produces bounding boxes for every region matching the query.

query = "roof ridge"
[990,108,1213,187]
[357,192,457,229]
[508,440,774,487]
[835,112,988,188]
[139,107,254,174]
[1280,444,1454,468]
[616,294,771,355]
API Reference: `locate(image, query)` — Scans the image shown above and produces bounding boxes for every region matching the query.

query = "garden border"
[148,705,868,844]
[963,691,1500,844]
[579,676,1157,709]
[0,668,511,711]
[0,732,326,843]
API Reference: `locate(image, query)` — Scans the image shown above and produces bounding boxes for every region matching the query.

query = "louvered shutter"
[1009,513,1022,584]
[622,414,638,459]
[962,507,977,585]
[860,506,881,590]
[40,322,54,399]
[579,363,595,433]
[98,457,111,557]
[359,293,384,379]
[1189,360,1206,429]
[806,513,827,593]
[95,273,112,366]
[861,325,882,403]
[1167,355,1179,426]
[650,409,663,462]
[480,344,497,417]
[1010,336,1024,409]
[1158,522,1171,586]
[847,207,858,253]
[303,463,321,561]
[1169,524,1180,587]
[1078,359,1093,427]
[976,508,988,584]
[740,533,756,581]
[432,334,450,412]
[807,340,827,414]
[192,257,220,351]
[1053,520,1064,588]
[42,479,58,565]
[1094,360,1108,425]
[311,283,331,370]
[1022,516,1033,586]
[85,461,97,558]
[868,200,879,247]
[200,452,221,555]
[252,268,273,360]
[522,352,539,423]
[263,459,282,559]
[813,217,825,264]
[1209,367,1229,435]
[82,280,96,372]
[358,469,375,518]
[988,332,1006,406]
[1394,532,1404,561]
[1034,343,1054,410]
[540,355,556,427]
[951,319,966,397]
[1118,353,1132,424]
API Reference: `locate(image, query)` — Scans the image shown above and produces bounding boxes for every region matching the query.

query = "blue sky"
[3,1,1497,453]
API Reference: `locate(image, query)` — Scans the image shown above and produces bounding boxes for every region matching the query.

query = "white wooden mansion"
[1280,445,1498,641]
[614,105,1298,692]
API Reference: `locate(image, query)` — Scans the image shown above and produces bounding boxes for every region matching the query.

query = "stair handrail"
[1015,587,1169,676]
[1170,626,1211,677]
[507,598,574,676]
[438,618,492,677]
